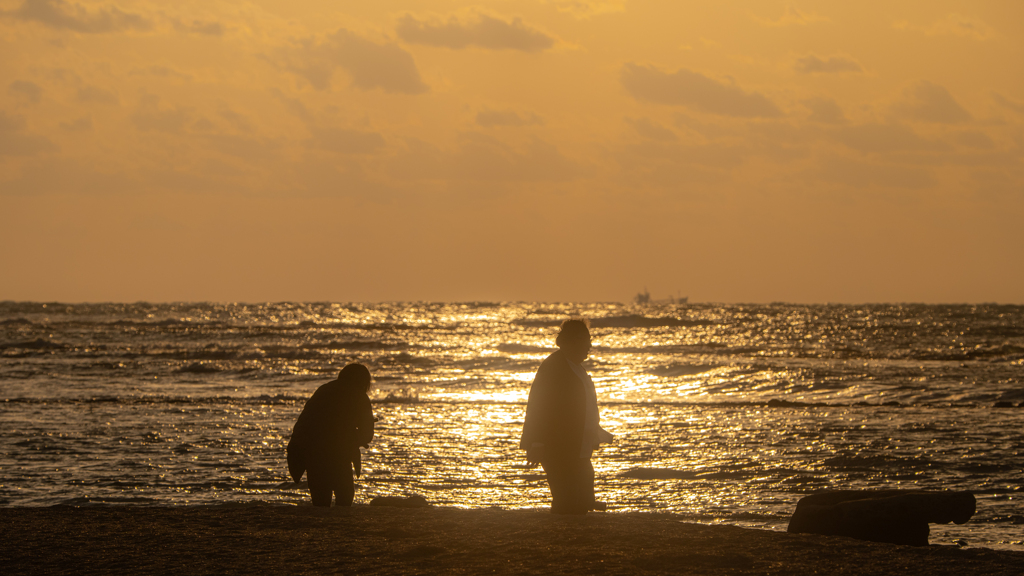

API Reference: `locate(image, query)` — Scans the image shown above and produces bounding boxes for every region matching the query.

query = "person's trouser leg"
[308,460,354,507]
[334,460,355,506]
[543,456,591,514]
[581,457,596,509]
[307,470,333,507]
[541,458,569,513]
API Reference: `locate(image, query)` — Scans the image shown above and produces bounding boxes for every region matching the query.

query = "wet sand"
[2,505,1022,575]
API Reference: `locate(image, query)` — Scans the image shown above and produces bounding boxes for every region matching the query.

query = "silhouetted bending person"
[521,319,613,514]
[288,364,375,506]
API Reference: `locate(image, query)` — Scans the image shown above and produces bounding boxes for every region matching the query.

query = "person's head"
[556,318,591,363]
[338,363,372,392]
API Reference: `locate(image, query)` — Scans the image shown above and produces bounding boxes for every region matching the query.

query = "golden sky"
[2,0,1022,303]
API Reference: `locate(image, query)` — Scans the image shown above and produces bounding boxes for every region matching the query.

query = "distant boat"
[634,288,688,305]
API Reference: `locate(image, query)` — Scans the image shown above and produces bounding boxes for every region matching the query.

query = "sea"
[2,301,1022,549]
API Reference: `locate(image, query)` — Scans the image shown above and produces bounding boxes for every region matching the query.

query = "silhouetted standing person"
[521,319,613,514]
[288,364,375,507]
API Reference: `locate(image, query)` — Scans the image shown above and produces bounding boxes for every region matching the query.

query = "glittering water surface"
[2,302,1023,549]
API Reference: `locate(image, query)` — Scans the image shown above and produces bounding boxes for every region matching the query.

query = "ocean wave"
[13,437,81,452]
[725,511,791,522]
[900,344,1024,362]
[955,462,1019,474]
[373,352,433,366]
[372,388,421,403]
[0,394,993,410]
[2,393,308,406]
[645,363,718,377]
[765,399,825,408]
[618,468,698,480]
[514,314,712,329]
[618,467,758,481]
[591,315,714,329]
[0,338,65,350]
[137,340,411,362]
[973,515,1024,525]
[169,348,259,361]
[105,318,224,328]
[174,363,223,374]
[59,496,161,505]
[302,340,400,350]
[821,454,933,470]
[0,317,36,326]
[495,343,550,354]
[1,316,420,332]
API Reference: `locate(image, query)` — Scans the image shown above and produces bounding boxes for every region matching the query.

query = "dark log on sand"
[788,490,976,546]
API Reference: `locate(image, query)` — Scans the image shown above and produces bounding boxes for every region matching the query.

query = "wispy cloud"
[810,155,934,189]
[0,111,57,156]
[626,117,677,142]
[129,65,192,80]
[835,123,947,154]
[59,116,92,132]
[803,97,846,125]
[278,29,428,94]
[8,0,152,34]
[754,6,829,27]
[389,133,580,183]
[217,108,253,133]
[795,55,862,74]
[171,18,225,36]
[396,14,555,53]
[543,0,625,18]
[9,80,42,104]
[271,89,314,123]
[894,13,995,40]
[131,95,194,134]
[476,109,544,127]
[621,64,782,118]
[892,81,972,124]
[992,92,1024,115]
[953,131,994,150]
[307,127,386,155]
[76,85,118,105]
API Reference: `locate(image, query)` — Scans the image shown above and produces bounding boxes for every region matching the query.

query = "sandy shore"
[2,505,1022,575]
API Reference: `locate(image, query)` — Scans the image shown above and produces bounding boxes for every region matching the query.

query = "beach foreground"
[1,506,1022,575]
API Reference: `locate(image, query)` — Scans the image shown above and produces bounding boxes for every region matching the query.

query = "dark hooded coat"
[520,349,586,460]
[287,378,374,482]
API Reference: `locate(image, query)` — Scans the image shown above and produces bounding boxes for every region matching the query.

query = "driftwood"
[787,490,976,546]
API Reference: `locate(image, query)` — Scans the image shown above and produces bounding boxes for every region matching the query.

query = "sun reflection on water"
[3,302,1024,548]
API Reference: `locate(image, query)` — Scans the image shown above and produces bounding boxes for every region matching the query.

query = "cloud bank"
[9,0,152,34]
[803,97,846,124]
[476,109,543,127]
[992,92,1024,115]
[795,55,862,74]
[621,64,782,118]
[626,117,678,142]
[281,29,428,94]
[755,6,829,27]
[893,81,972,124]
[9,80,43,104]
[396,14,555,52]
[307,127,386,155]
[0,111,56,156]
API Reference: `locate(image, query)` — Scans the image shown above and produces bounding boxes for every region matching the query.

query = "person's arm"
[355,394,375,448]
[286,403,312,483]
[521,361,557,465]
